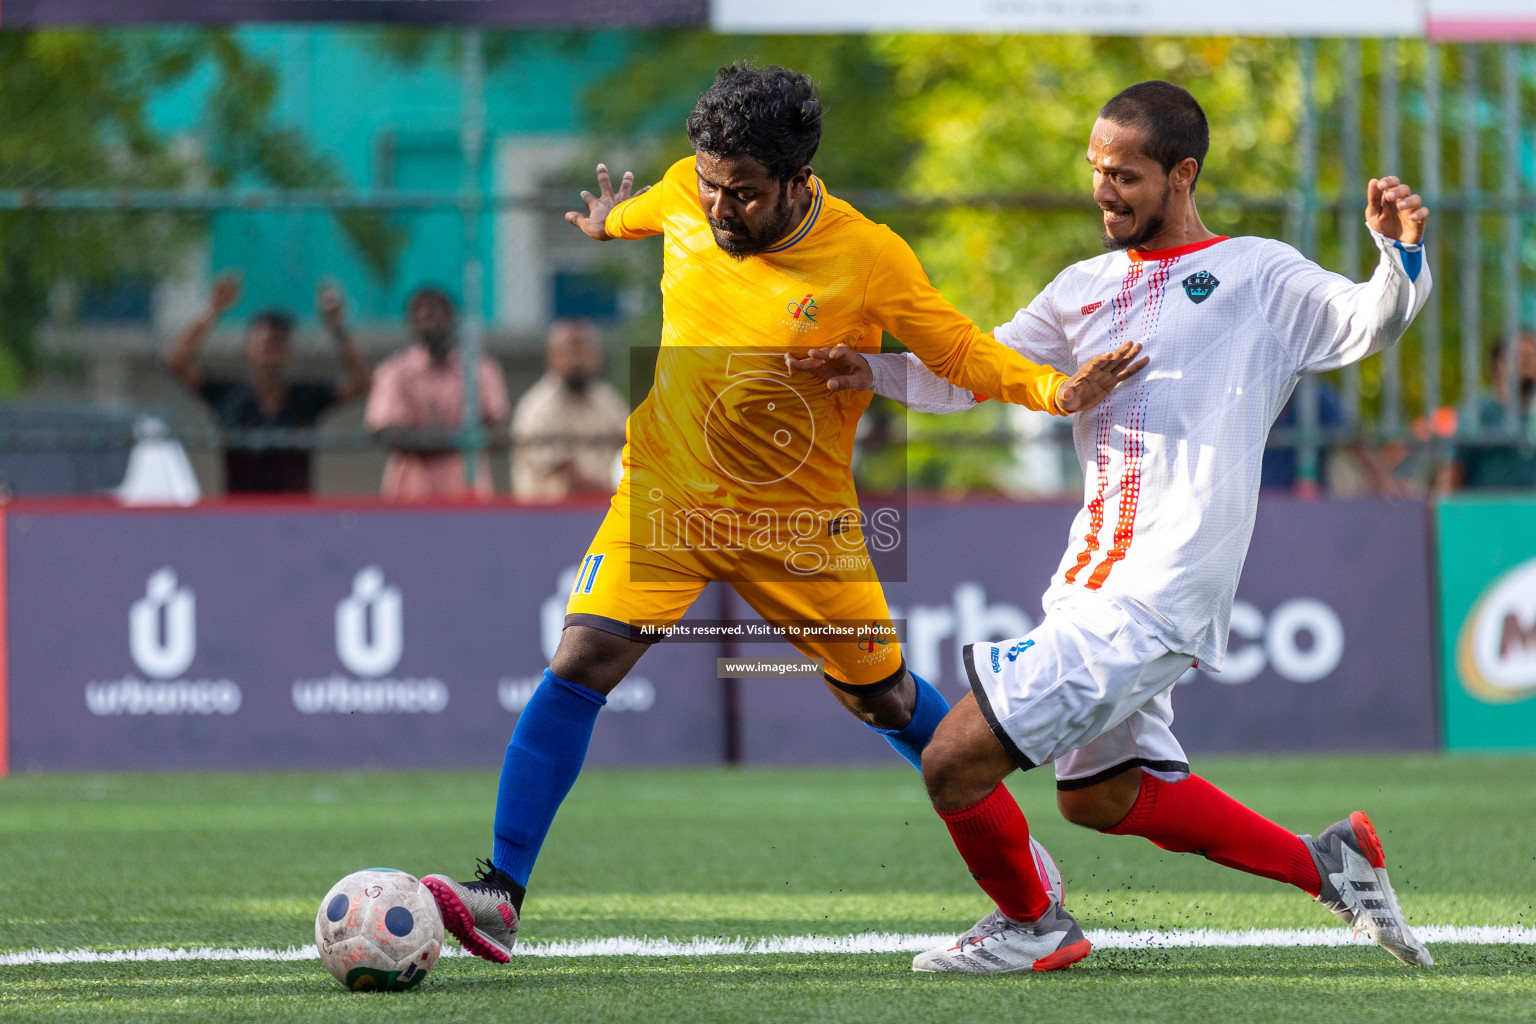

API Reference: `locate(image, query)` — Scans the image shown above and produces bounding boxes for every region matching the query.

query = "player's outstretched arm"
[1365,175,1427,245]
[564,163,649,241]
[1055,342,1147,413]
[789,340,1146,415]
[1263,175,1430,375]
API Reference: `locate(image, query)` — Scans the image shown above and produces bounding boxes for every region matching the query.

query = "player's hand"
[1055,341,1147,414]
[317,281,346,333]
[207,271,242,316]
[565,163,649,241]
[786,343,873,392]
[1366,175,1428,245]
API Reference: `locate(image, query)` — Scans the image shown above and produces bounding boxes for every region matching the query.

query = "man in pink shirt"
[366,286,510,500]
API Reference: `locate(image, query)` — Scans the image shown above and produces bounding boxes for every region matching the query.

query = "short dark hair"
[685,62,822,182]
[407,284,454,314]
[1099,81,1210,192]
[1490,333,1536,366]
[248,309,293,337]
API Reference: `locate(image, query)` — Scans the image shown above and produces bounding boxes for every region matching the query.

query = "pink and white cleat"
[422,860,520,964]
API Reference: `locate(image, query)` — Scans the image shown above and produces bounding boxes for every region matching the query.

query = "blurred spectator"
[510,320,627,502]
[1261,381,1411,497]
[164,273,371,494]
[1261,382,1345,494]
[1004,405,1071,497]
[366,286,509,501]
[1440,333,1536,491]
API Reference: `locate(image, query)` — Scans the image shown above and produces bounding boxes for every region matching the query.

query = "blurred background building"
[0,4,1532,501]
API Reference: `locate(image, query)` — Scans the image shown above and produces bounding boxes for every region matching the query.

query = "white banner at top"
[712,0,1425,36]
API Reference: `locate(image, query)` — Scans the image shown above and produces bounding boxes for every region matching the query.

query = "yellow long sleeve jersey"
[605,156,1068,512]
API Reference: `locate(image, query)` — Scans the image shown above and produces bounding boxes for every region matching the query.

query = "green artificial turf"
[2,754,1533,1022]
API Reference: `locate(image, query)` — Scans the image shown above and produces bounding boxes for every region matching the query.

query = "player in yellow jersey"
[423,63,1145,964]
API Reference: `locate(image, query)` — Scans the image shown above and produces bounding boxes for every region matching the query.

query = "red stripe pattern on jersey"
[1085,386,1147,590]
[1065,257,1176,590]
[1064,408,1114,584]
[1063,262,1145,584]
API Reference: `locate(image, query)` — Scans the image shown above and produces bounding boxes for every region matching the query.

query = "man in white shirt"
[792,80,1433,973]
[510,320,627,502]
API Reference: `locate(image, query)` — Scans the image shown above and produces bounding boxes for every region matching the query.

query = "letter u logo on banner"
[336,567,403,678]
[129,568,196,680]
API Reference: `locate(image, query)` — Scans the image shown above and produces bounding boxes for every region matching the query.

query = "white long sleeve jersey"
[869,230,1429,668]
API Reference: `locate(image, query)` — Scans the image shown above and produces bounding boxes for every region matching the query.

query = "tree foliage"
[873,35,1306,327]
[0,30,402,392]
[582,32,918,192]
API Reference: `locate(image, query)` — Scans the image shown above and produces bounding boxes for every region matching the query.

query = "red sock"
[938,784,1052,922]
[1103,772,1321,896]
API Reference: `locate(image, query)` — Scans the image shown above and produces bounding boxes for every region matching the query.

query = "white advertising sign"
[713,0,1424,37]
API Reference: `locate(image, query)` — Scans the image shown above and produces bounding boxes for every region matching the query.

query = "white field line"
[2,926,1534,966]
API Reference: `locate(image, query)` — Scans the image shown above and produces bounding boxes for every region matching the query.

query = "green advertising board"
[1438,497,1536,750]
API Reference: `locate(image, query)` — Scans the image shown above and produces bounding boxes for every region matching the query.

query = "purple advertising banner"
[0,1,708,27]
[4,503,723,771]
[2,497,1437,772]
[737,498,1439,763]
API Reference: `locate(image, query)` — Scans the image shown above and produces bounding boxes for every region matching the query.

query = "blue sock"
[867,673,950,771]
[491,669,606,887]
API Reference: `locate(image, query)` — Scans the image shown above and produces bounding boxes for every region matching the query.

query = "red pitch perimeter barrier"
[0,497,1438,774]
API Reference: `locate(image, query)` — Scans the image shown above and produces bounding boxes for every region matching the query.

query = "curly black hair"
[1099,80,1210,193]
[685,62,822,182]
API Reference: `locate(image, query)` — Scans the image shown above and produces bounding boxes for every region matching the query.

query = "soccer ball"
[1030,836,1066,903]
[315,869,444,991]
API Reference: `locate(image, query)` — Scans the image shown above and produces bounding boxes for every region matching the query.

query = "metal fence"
[1,37,1532,497]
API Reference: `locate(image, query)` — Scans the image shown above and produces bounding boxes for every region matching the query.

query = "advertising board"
[1437,498,1536,751]
[1,497,1438,772]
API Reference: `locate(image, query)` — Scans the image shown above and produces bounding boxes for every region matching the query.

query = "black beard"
[708,191,795,261]
[420,330,453,362]
[1101,183,1172,252]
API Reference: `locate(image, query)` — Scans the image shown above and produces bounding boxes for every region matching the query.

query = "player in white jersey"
[792,81,1434,973]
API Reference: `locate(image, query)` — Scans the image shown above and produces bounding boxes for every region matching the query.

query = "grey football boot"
[912,901,1092,973]
[1307,811,1433,967]
[422,860,520,964]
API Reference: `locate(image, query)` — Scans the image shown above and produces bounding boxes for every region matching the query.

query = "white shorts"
[963,590,1192,790]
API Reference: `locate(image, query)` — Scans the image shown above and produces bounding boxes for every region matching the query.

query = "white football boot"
[912,900,1092,973]
[1307,811,1433,967]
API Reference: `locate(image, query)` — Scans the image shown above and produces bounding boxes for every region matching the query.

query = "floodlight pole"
[460,27,487,488]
